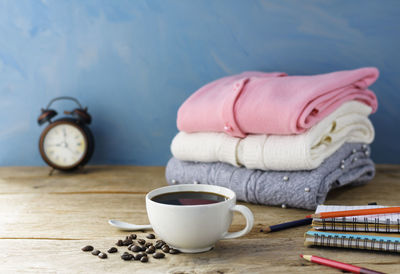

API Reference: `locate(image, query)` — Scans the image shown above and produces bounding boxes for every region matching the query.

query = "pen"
[261,218,312,233]
[306,206,400,219]
[300,254,385,274]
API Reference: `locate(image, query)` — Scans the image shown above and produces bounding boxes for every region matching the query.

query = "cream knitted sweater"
[171,101,374,170]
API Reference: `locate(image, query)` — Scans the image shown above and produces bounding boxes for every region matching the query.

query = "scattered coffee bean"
[81,233,182,263]
[169,248,180,254]
[98,252,108,259]
[107,247,118,253]
[131,245,141,252]
[121,253,133,261]
[153,252,165,259]
[91,249,100,256]
[81,245,94,252]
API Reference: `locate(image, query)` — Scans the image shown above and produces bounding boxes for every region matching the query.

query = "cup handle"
[222,205,254,239]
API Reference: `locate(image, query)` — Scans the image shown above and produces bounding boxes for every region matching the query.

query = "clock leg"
[48,168,55,176]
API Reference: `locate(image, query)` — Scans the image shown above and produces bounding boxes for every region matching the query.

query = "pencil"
[308,206,400,219]
[300,254,385,274]
[261,218,312,233]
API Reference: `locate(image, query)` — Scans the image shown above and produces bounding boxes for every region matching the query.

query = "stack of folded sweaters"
[165,67,379,210]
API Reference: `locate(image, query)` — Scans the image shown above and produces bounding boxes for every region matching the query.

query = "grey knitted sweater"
[165,143,375,210]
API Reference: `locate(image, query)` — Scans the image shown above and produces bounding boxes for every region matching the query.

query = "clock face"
[42,123,87,168]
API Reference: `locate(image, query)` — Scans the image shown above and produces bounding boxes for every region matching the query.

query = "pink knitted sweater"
[177,68,378,137]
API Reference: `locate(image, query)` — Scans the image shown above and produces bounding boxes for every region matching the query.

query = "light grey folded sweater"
[165,143,375,210]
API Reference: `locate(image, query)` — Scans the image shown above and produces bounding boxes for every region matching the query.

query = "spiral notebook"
[304,229,400,253]
[312,205,400,232]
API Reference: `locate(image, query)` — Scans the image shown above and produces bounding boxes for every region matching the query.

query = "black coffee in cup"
[151,191,228,206]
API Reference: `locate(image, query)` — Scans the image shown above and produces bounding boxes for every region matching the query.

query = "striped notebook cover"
[312,205,400,232]
[304,229,400,253]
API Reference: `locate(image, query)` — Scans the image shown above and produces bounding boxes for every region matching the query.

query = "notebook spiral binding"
[320,217,400,232]
[312,233,400,252]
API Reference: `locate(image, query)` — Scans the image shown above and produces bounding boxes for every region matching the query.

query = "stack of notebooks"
[305,205,400,253]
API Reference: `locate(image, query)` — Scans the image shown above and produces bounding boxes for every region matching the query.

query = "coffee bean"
[153,252,165,259]
[145,247,155,254]
[130,234,137,240]
[107,247,118,253]
[137,239,146,245]
[140,245,147,251]
[98,252,108,259]
[169,248,180,254]
[116,240,123,246]
[139,251,148,257]
[134,253,143,260]
[122,239,133,246]
[155,242,164,249]
[127,244,134,250]
[140,256,148,263]
[131,245,141,252]
[146,233,155,239]
[145,242,153,248]
[162,245,170,253]
[161,245,169,253]
[121,253,133,261]
[81,245,94,252]
[91,249,100,256]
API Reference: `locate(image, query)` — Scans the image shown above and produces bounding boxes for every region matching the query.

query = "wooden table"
[1,165,399,273]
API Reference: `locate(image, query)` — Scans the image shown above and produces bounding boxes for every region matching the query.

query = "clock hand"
[47,143,63,147]
[66,145,79,155]
[62,127,67,142]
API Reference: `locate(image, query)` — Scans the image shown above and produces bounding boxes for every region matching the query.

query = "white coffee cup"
[146,184,254,253]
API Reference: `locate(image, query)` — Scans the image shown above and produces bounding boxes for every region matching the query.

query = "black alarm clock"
[37,96,94,171]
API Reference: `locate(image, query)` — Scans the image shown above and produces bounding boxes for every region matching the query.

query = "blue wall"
[0,0,399,166]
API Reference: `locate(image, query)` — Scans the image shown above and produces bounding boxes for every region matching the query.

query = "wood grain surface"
[0,165,399,273]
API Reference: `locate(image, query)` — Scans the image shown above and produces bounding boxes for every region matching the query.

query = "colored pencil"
[300,254,385,274]
[261,218,312,233]
[308,206,400,219]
